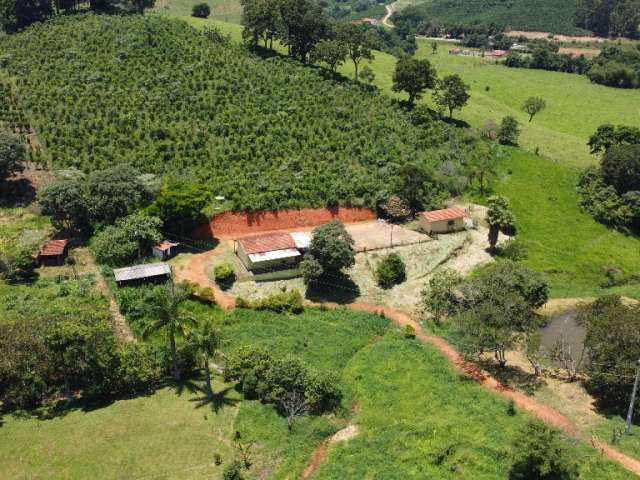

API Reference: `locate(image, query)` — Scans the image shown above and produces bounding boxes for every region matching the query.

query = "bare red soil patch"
[192,207,376,240]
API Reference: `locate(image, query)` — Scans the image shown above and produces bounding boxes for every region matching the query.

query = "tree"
[0,0,52,33]
[278,0,330,62]
[392,57,437,105]
[486,195,515,251]
[241,0,279,48]
[431,41,437,54]
[129,0,155,13]
[189,319,220,398]
[421,270,463,323]
[601,144,640,195]
[304,220,355,278]
[397,163,431,213]
[39,177,90,234]
[337,23,375,80]
[587,124,640,154]
[191,2,211,18]
[143,283,195,380]
[88,165,145,226]
[376,252,406,288]
[92,212,162,266]
[578,296,640,415]
[468,141,496,195]
[498,116,521,145]
[522,96,546,122]
[0,133,25,181]
[146,179,211,235]
[359,65,375,84]
[310,39,347,74]
[510,421,578,480]
[266,356,309,431]
[433,74,470,118]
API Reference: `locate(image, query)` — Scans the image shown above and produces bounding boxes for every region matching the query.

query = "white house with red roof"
[419,207,467,234]
[235,232,311,271]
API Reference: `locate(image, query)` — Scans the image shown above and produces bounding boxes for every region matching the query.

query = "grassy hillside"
[0,14,465,211]
[153,0,243,23]
[474,149,640,299]
[394,0,587,35]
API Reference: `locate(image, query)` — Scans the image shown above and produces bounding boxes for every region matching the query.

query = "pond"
[539,309,587,359]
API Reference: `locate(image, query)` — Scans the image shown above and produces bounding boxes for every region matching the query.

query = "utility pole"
[625,359,640,434]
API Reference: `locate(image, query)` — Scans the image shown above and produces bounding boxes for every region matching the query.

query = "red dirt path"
[192,207,376,240]
[176,252,640,478]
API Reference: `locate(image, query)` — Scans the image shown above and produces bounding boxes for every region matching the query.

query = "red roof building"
[420,207,467,234]
[492,49,508,57]
[237,233,297,255]
[33,239,69,266]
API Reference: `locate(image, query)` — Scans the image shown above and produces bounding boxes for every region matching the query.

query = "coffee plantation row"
[0,14,474,211]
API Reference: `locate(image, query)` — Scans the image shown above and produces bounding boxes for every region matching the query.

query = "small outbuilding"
[420,207,467,234]
[492,49,508,57]
[113,263,171,287]
[152,240,180,260]
[235,232,311,272]
[32,239,69,266]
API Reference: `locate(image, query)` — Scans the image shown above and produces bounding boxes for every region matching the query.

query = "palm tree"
[189,319,220,399]
[143,282,194,380]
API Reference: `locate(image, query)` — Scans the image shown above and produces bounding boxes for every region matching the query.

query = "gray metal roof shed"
[113,263,171,284]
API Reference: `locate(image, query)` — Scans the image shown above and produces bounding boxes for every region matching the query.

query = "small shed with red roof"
[420,207,467,234]
[33,239,69,266]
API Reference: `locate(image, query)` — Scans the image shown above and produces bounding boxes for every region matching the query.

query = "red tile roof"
[238,233,296,254]
[422,207,467,223]
[37,239,69,257]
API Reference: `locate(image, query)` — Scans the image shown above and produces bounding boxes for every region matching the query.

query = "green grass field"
[472,149,640,298]
[313,339,629,479]
[154,0,243,24]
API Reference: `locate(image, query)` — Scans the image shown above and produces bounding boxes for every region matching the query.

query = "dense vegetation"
[0,14,472,211]
[575,0,640,38]
[506,42,640,89]
[392,0,588,38]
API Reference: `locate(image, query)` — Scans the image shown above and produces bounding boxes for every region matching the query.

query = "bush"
[376,252,406,288]
[224,345,273,398]
[403,324,416,339]
[510,421,578,480]
[495,239,528,261]
[214,263,235,286]
[498,116,520,145]
[191,2,211,18]
[223,460,244,480]
[252,289,304,314]
[421,270,463,322]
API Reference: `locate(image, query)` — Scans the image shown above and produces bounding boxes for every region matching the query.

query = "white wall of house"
[420,216,466,234]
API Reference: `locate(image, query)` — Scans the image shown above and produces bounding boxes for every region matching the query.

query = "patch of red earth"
[192,207,376,240]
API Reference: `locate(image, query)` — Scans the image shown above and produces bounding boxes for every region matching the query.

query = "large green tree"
[486,195,515,251]
[336,23,375,80]
[277,0,330,62]
[241,0,279,48]
[522,96,546,122]
[0,0,52,33]
[392,57,437,105]
[587,124,640,154]
[88,165,145,226]
[310,39,347,74]
[433,74,470,118]
[39,177,90,234]
[146,180,211,235]
[301,220,355,281]
[0,133,25,181]
[601,143,640,194]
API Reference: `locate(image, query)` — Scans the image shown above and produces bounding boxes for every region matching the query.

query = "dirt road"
[382,3,394,28]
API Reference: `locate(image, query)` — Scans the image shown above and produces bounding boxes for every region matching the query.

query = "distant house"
[449,48,461,55]
[235,232,312,271]
[113,263,171,287]
[152,240,180,260]
[492,49,508,58]
[32,239,69,266]
[420,207,467,234]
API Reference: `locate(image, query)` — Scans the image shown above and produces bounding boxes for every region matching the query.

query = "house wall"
[420,217,465,234]
[235,242,300,272]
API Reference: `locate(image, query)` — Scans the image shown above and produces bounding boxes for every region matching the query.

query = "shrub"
[214,263,235,286]
[252,289,304,314]
[495,239,528,261]
[223,460,244,480]
[510,421,578,480]
[224,345,273,398]
[498,116,520,145]
[421,270,463,322]
[376,252,406,288]
[403,324,416,339]
[191,2,211,18]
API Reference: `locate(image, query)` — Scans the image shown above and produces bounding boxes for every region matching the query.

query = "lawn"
[153,0,243,24]
[473,148,640,298]
[0,306,390,479]
[313,339,630,479]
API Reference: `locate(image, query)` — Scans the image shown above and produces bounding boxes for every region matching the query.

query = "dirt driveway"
[345,221,430,252]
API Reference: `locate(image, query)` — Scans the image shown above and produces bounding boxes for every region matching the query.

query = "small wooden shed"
[420,207,467,234]
[152,240,180,260]
[32,239,69,266]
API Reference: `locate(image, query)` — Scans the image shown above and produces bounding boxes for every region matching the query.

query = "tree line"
[575,0,640,39]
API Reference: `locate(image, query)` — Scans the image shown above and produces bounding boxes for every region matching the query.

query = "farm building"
[113,263,171,287]
[235,232,311,271]
[32,239,69,266]
[420,207,467,234]
[152,240,180,260]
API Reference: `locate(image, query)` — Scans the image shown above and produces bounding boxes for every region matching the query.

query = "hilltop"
[0,14,466,211]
